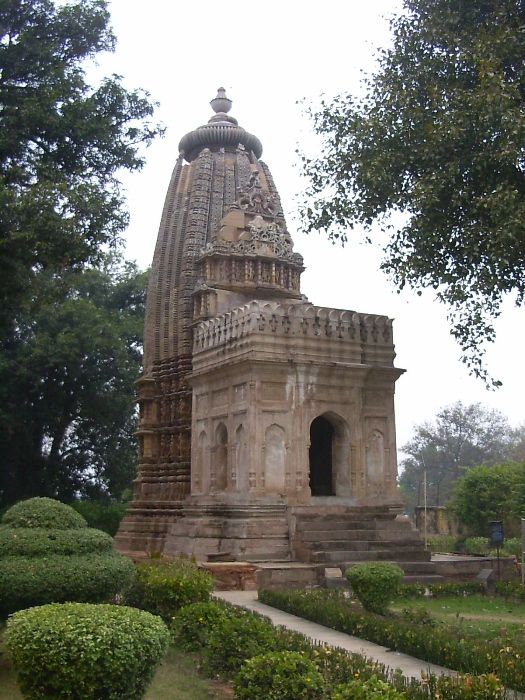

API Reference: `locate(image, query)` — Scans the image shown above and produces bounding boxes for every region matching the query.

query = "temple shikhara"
[116,90,428,578]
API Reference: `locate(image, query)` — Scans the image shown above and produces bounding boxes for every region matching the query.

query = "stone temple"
[116,90,429,577]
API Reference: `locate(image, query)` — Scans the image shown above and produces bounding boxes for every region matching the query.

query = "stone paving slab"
[213,589,456,683]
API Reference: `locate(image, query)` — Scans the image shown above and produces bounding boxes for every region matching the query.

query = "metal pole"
[522,519,525,589]
[421,453,428,550]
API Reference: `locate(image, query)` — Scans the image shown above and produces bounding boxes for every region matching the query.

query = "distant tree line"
[398,401,525,536]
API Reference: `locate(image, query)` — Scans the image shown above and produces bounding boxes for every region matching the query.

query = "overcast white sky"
[94,0,525,451]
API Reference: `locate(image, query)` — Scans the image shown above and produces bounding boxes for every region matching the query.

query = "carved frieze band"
[193,301,394,356]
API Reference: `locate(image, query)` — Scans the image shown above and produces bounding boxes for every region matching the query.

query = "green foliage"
[171,600,233,651]
[5,602,170,700]
[2,497,87,529]
[0,526,113,556]
[447,461,525,536]
[401,606,436,628]
[0,552,134,617]
[0,498,133,617]
[501,538,522,559]
[0,261,149,508]
[258,588,525,692]
[69,501,128,536]
[233,650,325,699]
[427,535,457,553]
[332,674,407,700]
[398,402,515,513]
[124,557,213,623]
[429,673,505,700]
[203,609,276,679]
[0,0,162,337]
[494,580,525,602]
[300,0,525,380]
[345,562,404,614]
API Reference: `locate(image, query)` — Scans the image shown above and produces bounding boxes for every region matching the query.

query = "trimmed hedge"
[0,527,114,556]
[0,498,133,617]
[124,557,213,623]
[0,552,135,616]
[203,609,276,678]
[169,598,507,700]
[332,674,406,700]
[345,562,403,614]
[5,602,170,700]
[171,599,234,651]
[2,497,87,529]
[258,588,525,693]
[233,650,325,699]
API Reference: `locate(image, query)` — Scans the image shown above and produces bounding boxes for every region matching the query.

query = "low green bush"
[5,602,170,700]
[124,556,213,622]
[2,497,87,529]
[332,673,407,700]
[428,673,505,700]
[203,609,275,679]
[69,501,128,536]
[501,538,522,559]
[0,552,135,616]
[495,580,525,601]
[401,606,436,627]
[345,562,404,614]
[171,599,234,651]
[233,650,325,699]
[463,537,492,555]
[427,535,457,553]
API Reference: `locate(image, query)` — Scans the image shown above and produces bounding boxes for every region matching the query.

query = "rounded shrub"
[204,609,276,678]
[172,599,233,651]
[345,562,404,615]
[124,556,213,623]
[5,602,170,700]
[2,497,88,529]
[233,650,325,699]
[0,498,134,617]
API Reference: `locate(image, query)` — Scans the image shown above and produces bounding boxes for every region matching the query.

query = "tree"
[0,0,162,338]
[447,461,525,537]
[0,258,148,507]
[398,401,516,513]
[300,0,525,381]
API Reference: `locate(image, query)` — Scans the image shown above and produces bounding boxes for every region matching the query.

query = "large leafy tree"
[0,259,148,507]
[447,461,525,537]
[300,0,525,380]
[398,401,516,512]
[0,0,161,336]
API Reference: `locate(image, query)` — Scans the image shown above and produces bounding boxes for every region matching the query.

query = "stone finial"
[210,87,232,115]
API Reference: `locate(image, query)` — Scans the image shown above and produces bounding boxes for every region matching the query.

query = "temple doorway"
[309,415,335,496]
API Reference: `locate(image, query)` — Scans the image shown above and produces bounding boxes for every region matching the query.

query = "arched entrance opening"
[309,415,335,496]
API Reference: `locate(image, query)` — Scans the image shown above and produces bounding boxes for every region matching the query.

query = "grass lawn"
[0,636,233,700]
[392,593,525,637]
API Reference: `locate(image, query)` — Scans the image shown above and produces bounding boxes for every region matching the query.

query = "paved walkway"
[213,590,456,683]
